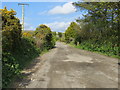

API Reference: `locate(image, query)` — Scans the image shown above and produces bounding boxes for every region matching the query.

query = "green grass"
[69,42,120,59]
[40,49,50,55]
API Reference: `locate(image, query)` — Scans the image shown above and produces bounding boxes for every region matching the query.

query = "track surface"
[14,42,118,88]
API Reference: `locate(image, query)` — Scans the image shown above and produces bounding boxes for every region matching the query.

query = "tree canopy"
[65,22,81,43]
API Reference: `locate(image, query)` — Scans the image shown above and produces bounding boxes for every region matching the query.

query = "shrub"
[34,24,55,50]
[1,7,40,87]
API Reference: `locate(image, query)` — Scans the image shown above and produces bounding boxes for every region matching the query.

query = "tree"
[65,22,81,44]
[34,24,55,49]
[71,2,119,57]
[58,32,62,38]
[73,2,119,45]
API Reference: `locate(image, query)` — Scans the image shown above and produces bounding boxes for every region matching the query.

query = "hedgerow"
[1,7,40,87]
[1,7,55,88]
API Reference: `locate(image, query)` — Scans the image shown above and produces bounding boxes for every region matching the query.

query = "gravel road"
[13,42,118,88]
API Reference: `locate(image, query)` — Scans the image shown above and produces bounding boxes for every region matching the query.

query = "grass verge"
[69,43,120,59]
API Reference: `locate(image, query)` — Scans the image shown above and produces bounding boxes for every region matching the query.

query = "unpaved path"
[13,42,118,88]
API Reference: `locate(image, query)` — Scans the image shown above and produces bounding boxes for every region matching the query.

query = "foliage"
[73,2,119,43]
[2,6,56,88]
[64,2,119,58]
[22,32,32,38]
[2,37,40,87]
[2,52,20,87]
[1,7,40,88]
[52,31,57,36]
[1,6,22,52]
[22,31,35,42]
[57,32,65,42]
[34,24,55,50]
[52,31,57,42]
[75,40,119,58]
[65,22,81,44]
[58,32,62,38]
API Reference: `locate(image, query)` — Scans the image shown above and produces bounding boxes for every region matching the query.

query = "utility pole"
[18,3,29,31]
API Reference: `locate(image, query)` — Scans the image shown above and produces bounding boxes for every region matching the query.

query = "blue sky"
[2,2,86,32]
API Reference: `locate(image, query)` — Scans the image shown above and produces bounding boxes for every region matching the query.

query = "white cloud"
[18,17,35,30]
[24,23,35,30]
[38,11,47,15]
[48,2,76,15]
[44,21,71,32]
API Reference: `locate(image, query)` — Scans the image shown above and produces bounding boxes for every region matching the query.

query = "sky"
[1,2,87,32]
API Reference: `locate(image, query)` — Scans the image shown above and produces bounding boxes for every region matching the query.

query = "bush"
[2,37,40,88]
[75,40,119,58]
[1,7,56,88]
[2,52,20,87]
[1,7,22,52]
[1,7,40,87]
[34,24,55,50]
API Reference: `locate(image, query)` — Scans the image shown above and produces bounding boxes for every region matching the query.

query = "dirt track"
[13,42,118,88]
